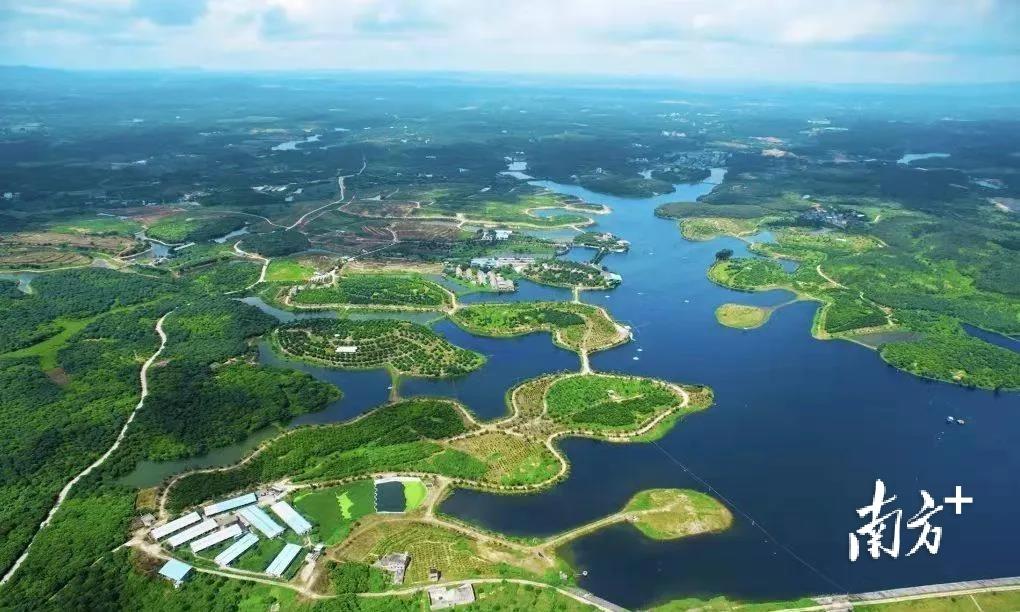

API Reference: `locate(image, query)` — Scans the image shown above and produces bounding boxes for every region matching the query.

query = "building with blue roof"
[202,492,257,517]
[238,505,284,538]
[270,501,312,535]
[158,559,192,588]
[265,543,302,577]
[214,532,259,567]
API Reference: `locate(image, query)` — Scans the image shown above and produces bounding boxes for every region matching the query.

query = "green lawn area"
[49,216,142,235]
[403,479,427,511]
[715,303,770,329]
[266,258,316,283]
[293,480,376,545]
[0,316,93,370]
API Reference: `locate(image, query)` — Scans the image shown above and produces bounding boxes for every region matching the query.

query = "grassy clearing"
[266,258,317,283]
[0,316,93,370]
[294,480,376,545]
[469,582,597,611]
[679,217,761,241]
[49,216,142,235]
[715,303,770,329]
[402,480,427,511]
[858,589,1020,611]
[624,489,733,540]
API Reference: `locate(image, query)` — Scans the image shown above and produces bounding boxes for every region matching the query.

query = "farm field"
[451,301,629,354]
[290,273,450,308]
[544,374,683,432]
[273,318,485,377]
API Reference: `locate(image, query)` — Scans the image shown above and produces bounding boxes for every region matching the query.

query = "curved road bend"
[0,311,173,586]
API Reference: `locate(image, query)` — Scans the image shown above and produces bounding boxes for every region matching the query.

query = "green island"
[696,228,1020,390]
[715,303,772,329]
[523,259,621,289]
[450,301,630,355]
[272,318,485,377]
[288,273,452,310]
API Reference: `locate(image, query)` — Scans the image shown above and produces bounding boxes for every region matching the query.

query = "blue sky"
[1,0,1018,83]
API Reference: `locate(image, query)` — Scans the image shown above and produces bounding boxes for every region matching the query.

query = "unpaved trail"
[1,311,173,586]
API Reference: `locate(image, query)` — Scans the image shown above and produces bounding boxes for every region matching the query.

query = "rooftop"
[203,492,257,517]
[158,559,192,587]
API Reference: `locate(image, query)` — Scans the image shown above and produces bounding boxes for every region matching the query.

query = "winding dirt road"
[1,311,173,586]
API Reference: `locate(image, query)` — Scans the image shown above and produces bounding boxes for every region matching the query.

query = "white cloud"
[1,0,1018,82]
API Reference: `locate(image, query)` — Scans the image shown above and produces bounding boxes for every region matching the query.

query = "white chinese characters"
[849,480,972,561]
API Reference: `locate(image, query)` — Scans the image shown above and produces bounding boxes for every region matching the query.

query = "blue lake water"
[438,170,1020,607]
[375,481,406,512]
[122,168,1019,607]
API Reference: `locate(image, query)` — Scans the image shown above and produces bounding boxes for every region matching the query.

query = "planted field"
[340,521,530,584]
[0,247,91,269]
[451,432,560,486]
[274,318,485,377]
[452,301,628,353]
[185,260,261,293]
[523,260,619,289]
[294,480,376,545]
[545,374,682,431]
[708,257,788,291]
[291,273,449,308]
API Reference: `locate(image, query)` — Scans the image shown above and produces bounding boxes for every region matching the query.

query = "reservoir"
[438,169,1020,607]
[124,168,1019,608]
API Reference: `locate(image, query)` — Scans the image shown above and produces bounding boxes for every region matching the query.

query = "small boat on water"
[946,416,956,424]
[946,416,966,425]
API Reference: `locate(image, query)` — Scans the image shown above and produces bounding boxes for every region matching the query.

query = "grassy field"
[402,479,427,511]
[715,303,770,329]
[49,216,142,236]
[679,217,761,241]
[467,582,597,611]
[265,258,317,283]
[294,480,376,545]
[273,318,485,377]
[623,489,733,539]
[0,316,92,370]
[858,589,1020,611]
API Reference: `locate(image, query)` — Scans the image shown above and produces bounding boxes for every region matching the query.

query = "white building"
[149,512,201,541]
